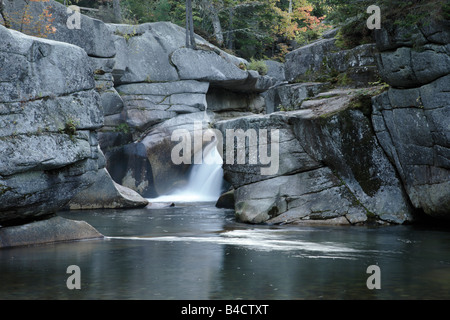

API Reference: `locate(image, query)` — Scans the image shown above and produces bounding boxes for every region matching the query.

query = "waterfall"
[149,139,224,203]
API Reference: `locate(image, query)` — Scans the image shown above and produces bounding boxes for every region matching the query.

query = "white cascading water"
[149,139,224,203]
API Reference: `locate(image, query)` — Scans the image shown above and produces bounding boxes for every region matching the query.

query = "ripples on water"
[1,203,450,300]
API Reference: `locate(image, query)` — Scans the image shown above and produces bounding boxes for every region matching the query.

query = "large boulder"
[108,22,247,85]
[214,113,321,189]
[233,167,368,225]
[0,30,94,102]
[67,168,149,209]
[171,47,248,83]
[373,20,450,88]
[219,87,414,225]
[290,89,413,224]
[0,216,103,248]
[372,76,450,218]
[0,22,145,244]
[0,25,102,226]
[285,38,337,82]
[108,23,183,84]
[371,21,450,219]
[2,0,115,58]
[109,21,276,93]
[284,36,378,88]
[376,45,450,88]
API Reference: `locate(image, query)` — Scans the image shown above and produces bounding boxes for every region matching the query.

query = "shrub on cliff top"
[247,59,268,76]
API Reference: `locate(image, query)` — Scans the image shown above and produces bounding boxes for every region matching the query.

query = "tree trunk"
[227,7,234,50]
[201,0,224,47]
[113,0,122,23]
[186,0,196,49]
[186,0,190,47]
[189,0,196,48]
[210,9,224,46]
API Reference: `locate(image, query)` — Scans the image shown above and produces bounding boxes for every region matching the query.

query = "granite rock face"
[2,0,116,58]
[371,21,450,219]
[0,25,103,226]
[0,20,146,248]
[216,88,414,225]
[284,37,378,88]
[103,20,278,198]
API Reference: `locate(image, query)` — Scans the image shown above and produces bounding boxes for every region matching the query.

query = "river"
[0,202,449,300]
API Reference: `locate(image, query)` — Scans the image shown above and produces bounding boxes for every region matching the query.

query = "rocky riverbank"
[0,0,448,247]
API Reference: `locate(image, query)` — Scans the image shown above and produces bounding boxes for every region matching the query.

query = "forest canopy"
[56,0,449,60]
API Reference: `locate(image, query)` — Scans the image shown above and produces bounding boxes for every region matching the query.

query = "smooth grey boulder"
[0,216,103,248]
[215,189,235,209]
[171,47,249,84]
[67,168,149,209]
[2,0,115,58]
[109,22,247,85]
[108,23,181,83]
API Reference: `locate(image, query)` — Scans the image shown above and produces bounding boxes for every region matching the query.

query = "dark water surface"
[1,203,450,300]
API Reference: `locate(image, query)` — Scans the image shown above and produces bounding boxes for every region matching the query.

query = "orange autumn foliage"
[4,1,57,38]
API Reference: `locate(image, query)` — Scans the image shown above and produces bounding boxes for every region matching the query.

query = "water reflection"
[0,204,449,300]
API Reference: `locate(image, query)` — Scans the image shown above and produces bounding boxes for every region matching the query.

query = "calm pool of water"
[1,203,449,300]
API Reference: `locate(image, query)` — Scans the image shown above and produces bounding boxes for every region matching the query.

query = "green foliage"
[60,0,446,61]
[60,118,79,140]
[120,0,177,24]
[247,59,268,76]
[443,2,450,20]
[316,0,448,25]
[278,104,295,112]
[335,16,373,50]
[115,123,130,134]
